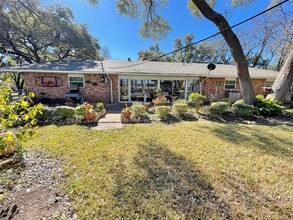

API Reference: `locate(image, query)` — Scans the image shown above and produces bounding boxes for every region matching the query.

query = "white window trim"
[224,78,236,90]
[68,74,85,87]
[265,80,274,88]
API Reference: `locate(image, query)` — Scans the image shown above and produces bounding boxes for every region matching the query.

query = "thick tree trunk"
[267,49,293,103]
[192,0,256,104]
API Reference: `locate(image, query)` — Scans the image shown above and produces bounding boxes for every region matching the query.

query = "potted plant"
[121,105,132,119]
[84,102,97,120]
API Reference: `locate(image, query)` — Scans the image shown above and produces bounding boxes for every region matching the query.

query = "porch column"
[184,80,188,100]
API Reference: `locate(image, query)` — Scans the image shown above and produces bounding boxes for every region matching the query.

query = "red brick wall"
[23,72,118,103]
[24,72,68,99]
[202,77,267,100]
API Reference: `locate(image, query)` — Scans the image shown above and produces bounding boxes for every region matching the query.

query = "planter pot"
[84,112,97,120]
[122,111,131,119]
[1,148,14,157]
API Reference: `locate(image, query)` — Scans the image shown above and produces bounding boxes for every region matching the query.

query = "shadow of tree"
[111,137,232,219]
[206,124,293,159]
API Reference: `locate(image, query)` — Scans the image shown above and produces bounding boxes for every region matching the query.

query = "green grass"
[26,121,293,219]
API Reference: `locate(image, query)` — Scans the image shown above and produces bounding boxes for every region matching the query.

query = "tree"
[89,0,260,104]
[188,0,255,104]
[267,49,293,103]
[0,0,102,64]
[138,44,172,61]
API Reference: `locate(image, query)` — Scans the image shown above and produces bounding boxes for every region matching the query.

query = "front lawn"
[26,122,293,219]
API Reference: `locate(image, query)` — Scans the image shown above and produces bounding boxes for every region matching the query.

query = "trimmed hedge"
[232,100,255,118]
[35,105,54,121]
[210,102,229,115]
[172,103,188,114]
[53,106,76,118]
[131,105,146,117]
[155,106,171,119]
[75,105,87,117]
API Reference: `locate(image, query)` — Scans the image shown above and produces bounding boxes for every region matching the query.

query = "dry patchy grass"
[26,121,293,219]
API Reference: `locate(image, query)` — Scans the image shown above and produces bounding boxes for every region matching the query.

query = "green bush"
[173,99,187,104]
[188,93,207,113]
[75,105,87,116]
[172,103,188,114]
[131,105,146,117]
[254,96,283,116]
[285,109,293,118]
[155,106,171,119]
[95,102,105,112]
[54,106,76,118]
[36,105,54,121]
[210,102,229,115]
[132,102,144,106]
[232,100,255,118]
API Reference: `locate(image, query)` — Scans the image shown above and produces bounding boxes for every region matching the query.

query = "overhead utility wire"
[107,0,289,69]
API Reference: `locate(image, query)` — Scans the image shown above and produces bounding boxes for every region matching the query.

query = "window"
[265,80,274,88]
[69,76,84,87]
[224,79,236,90]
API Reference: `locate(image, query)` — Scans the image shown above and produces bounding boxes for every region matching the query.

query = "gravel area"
[0,151,77,220]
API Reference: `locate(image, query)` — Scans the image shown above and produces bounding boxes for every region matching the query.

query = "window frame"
[224,79,236,90]
[68,74,84,88]
[265,80,274,88]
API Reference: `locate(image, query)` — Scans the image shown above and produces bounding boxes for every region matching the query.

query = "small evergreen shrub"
[232,100,255,118]
[155,106,171,119]
[75,105,87,117]
[131,105,146,117]
[210,102,229,115]
[188,93,207,113]
[54,106,76,118]
[254,96,283,116]
[95,102,105,112]
[285,109,293,118]
[172,103,188,114]
[36,105,54,121]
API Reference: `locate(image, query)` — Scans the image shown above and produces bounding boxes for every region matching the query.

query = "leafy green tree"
[0,0,102,64]
[138,44,172,61]
[0,77,42,158]
[88,0,258,104]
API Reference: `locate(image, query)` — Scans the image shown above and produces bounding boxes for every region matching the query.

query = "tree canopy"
[0,0,102,65]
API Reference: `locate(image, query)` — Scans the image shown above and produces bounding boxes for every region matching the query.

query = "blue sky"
[55,0,275,60]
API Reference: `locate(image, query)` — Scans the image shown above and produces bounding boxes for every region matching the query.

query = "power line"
[107,0,289,69]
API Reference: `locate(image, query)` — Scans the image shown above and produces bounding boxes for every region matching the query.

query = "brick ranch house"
[1,59,278,104]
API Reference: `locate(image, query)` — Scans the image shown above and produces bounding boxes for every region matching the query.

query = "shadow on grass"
[207,124,293,159]
[112,138,232,219]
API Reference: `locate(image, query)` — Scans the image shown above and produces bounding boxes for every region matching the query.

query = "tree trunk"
[192,0,256,104]
[267,49,293,103]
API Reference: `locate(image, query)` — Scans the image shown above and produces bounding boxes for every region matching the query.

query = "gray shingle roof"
[0,59,279,79]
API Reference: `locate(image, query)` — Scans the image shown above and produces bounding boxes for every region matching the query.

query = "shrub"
[188,93,207,113]
[155,106,171,119]
[254,96,283,116]
[75,105,87,116]
[172,103,188,114]
[285,109,293,118]
[0,83,42,158]
[54,106,76,118]
[173,99,187,104]
[210,102,229,115]
[36,105,54,121]
[132,102,144,106]
[232,100,255,118]
[95,102,105,112]
[131,105,146,117]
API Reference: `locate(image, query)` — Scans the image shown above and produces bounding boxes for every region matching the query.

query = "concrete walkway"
[92,113,123,130]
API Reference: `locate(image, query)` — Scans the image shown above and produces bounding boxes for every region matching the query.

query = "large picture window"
[265,80,274,88]
[69,76,84,87]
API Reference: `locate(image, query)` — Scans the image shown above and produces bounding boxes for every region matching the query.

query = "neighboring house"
[1,59,278,104]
